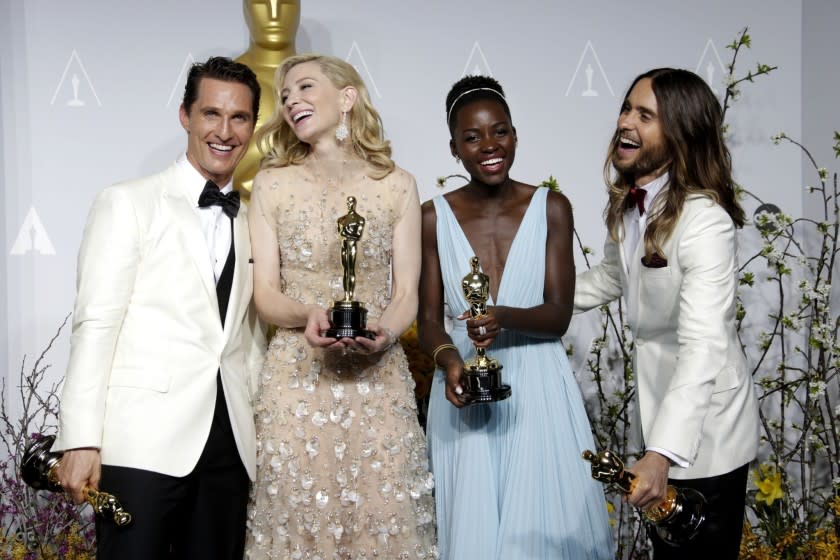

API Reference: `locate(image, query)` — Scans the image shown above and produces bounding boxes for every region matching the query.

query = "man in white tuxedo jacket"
[574,68,759,559]
[54,57,266,559]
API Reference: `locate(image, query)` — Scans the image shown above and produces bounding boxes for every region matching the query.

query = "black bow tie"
[198,181,240,218]
[626,185,647,215]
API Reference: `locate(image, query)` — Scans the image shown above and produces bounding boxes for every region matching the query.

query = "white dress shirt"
[620,172,690,468]
[620,172,669,270]
[177,154,233,283]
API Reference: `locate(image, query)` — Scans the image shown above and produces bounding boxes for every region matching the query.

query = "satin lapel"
[625,239,643,325]
[163,167,217,307]
[223,204,251,343]
[619,235,631,276]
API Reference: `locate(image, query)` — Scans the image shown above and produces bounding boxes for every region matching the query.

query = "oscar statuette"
[324,196,376,340]
[233,0,300,198]
[582,449,705,546]
[21,434,132,526]
[459,256,511,404]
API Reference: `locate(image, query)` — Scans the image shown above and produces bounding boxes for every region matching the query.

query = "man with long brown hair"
[574,68,759,558]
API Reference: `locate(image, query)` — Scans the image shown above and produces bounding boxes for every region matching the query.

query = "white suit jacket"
[55,162,266,480]
[574,195,759,480]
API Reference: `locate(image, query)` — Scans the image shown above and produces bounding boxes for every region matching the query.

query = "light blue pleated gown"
[427,188,613,559]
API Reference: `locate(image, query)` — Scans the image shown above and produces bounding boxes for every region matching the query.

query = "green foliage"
[539,175,561,192]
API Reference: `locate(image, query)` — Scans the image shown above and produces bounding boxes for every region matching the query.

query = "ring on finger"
[478,325,487,336]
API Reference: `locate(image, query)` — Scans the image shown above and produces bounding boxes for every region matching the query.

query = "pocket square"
[641,253,668,268]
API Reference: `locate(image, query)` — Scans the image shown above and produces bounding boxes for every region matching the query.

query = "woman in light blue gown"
[418,75,613,559]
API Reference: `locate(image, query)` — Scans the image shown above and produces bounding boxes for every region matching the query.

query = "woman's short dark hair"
[445,75,510,133]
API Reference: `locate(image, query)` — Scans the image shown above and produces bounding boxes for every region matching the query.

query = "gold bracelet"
[432,343,458,367]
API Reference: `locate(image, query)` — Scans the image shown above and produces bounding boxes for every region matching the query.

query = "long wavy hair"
[604,68,745,258]
[256,54,394,178]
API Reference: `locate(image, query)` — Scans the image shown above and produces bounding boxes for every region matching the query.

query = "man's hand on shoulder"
[56,448,101,504]
[626,450,671,510]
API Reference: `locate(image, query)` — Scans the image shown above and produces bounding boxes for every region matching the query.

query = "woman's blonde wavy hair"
[604,68,745,259]
[256,54,394,179]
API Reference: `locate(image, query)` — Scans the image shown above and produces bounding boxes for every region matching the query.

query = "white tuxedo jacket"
[55,162,266,480]
[574,196,759,480]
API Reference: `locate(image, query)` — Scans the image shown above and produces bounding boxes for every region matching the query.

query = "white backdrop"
[2,0,825,425]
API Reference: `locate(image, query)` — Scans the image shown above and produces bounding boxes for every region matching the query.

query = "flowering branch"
[721,27,778,123]
[1,314,95,558]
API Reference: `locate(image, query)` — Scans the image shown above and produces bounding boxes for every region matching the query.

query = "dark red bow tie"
[626,185,647,215]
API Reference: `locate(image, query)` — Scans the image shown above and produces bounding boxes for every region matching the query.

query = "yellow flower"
[739,521,773,559]
[11,541,28,560]
[605,501,617,527]
[773,527,797,552]
[801,528,840,560]
[753,464,784,506]
[830,495,840,517]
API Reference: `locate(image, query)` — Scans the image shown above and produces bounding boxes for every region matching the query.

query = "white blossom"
[816,281,831,298]
[808,380,826,398]
[782,314,803,330]
[762,244,783,265]
[811,323,834,348]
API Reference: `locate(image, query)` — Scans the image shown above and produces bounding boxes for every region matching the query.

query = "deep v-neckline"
[439,188,542,304]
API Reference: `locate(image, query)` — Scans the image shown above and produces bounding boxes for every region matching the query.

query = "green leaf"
[742,33,752,48]
[540,175,560,192]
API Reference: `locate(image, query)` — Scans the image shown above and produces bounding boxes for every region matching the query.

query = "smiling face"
[450,98,517,186]
[280,61,353,146]
[179,77,256,185]
[611,77,670,185]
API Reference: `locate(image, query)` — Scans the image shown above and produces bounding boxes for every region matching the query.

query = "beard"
[612,140,670,181]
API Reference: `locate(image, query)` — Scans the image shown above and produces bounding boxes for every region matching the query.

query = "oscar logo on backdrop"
[234,0,301,198]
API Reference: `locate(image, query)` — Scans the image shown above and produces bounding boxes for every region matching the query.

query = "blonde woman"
[245,54,437,559]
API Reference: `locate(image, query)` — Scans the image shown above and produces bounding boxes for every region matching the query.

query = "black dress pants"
[650,462,750,560]
[96,375,249,560]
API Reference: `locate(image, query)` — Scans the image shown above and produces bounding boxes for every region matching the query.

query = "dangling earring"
[335,111,349,142]
[454,155,461,164]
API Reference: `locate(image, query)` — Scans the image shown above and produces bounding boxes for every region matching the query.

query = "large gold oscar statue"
[234,0,301,197]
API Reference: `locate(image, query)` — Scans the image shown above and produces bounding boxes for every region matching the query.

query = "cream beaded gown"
[245,161,437,560]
